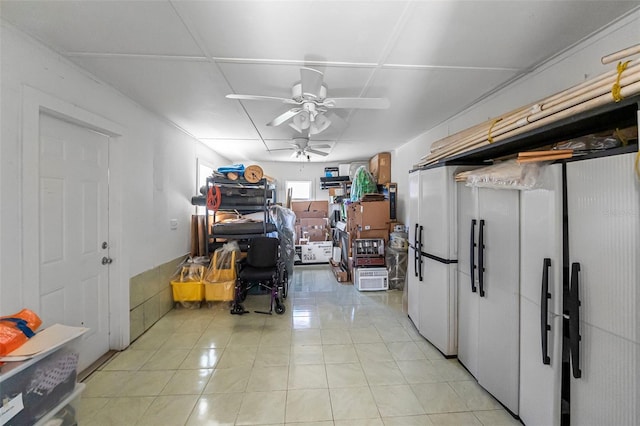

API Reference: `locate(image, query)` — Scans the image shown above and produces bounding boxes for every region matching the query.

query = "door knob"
[101,257,113,265]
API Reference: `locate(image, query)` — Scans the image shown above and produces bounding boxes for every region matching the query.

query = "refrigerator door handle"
[540,258,552,365]
[413,223,419,277]
[470,219,477,293]
[478,219,486,297]
[418,225,424,282]
[569,262,582,378]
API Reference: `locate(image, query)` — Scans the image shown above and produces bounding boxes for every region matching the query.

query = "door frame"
[21,85,130,350]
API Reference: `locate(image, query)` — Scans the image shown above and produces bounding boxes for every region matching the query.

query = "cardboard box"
[295,218,330,243]
[350,200,390,231]
[369,152,391,184]
[291,201,329,214]
[295,241,332,264]
[329,187,345,197]
[331,264,350,283]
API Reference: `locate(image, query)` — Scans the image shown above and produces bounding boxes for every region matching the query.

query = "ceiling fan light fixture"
[309,114,331,135]
[292,111,311,130]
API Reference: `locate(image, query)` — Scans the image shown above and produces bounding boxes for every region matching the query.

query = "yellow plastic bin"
[203,250,237,304]
[204,280,235,302]
[170,264,205,307]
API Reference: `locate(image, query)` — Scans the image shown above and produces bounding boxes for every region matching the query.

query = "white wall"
[0,23,231,318]
[393,10,640,226]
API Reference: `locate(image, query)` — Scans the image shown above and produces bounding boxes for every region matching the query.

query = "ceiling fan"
[226,67,389,135]
[269,137,331,160]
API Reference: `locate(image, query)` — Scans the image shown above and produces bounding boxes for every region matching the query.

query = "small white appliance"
[354,267,388,291]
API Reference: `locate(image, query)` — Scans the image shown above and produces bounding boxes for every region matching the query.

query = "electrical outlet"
[170,219,178,230]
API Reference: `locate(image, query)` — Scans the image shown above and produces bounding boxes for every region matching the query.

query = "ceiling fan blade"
[324,97,390,109]
[226,94,299,105]
[268,147,296,152]
[300,67,324,99]
[306,148,329,157]
[309,143,331,149]
[267,109,301,127]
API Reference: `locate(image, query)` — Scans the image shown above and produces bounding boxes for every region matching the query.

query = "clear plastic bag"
[204,241,239,283]
[269,205,296,276]
[350,166,378,201]
[464,159,547,191]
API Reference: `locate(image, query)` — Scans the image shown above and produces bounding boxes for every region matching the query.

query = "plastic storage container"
[33,382,85,426]
[170,264,205,306]
[203,250,236,303]
[0,330,84,426]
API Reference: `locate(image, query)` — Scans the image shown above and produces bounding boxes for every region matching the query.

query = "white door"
[519,164,563,426]
[456,183,479,377]
[407,171,421,327]
[38,113,111,372]
[566,153,639,426]
[476,187,520,414]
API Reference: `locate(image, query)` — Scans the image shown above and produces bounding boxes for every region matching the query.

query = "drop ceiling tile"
[1,1,203,56]
[70,56,258,139]
[218,62,377,97]
[340,66,519,144]
[176,0,408,62]
[387,1,639,69]
[200,139,265,163]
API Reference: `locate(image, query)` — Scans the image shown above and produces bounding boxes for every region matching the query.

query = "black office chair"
[230,237,287,315]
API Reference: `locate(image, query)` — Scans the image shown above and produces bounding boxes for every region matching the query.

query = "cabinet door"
[419,167,456,259]
[519,164,563,426]
[566,153,639,425]
[407,246,420,328]
[419,259,457,356]
[476,187,520,414]
[407,172,421,327]
[456,183,479,377]
[520,298,562,426]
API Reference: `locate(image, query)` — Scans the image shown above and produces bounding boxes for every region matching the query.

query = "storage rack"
[320,175,350,189]
[205,176,274,254]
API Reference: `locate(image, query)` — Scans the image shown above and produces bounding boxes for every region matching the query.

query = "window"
[285,180,312,200]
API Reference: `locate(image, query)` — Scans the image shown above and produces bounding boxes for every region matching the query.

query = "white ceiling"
[2,1,638,163]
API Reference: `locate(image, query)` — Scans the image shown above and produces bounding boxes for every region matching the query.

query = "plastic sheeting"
[464,160,548,191]
[350,166,378,201]
[269,205,296,276]
[386,246,408,290]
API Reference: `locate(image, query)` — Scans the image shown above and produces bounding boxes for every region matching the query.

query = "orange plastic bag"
[0,309,43,356]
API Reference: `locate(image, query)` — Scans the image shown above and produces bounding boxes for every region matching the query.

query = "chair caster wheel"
[275,304,286,315]
[231,304,247,315]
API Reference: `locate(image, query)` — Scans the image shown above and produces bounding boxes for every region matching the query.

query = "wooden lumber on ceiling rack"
[417,56,640,167]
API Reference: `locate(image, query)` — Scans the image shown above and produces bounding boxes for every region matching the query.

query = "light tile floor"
[79,265,521,425]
